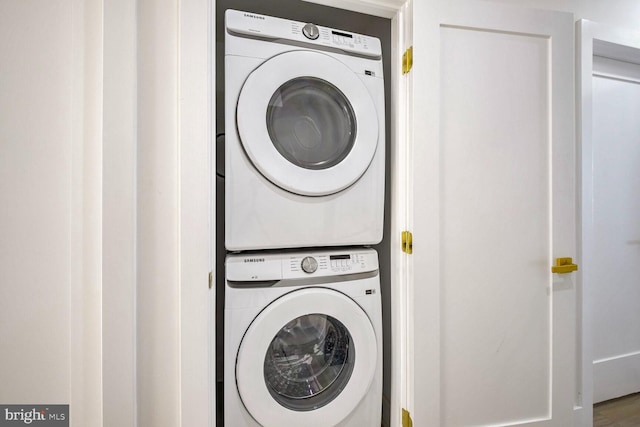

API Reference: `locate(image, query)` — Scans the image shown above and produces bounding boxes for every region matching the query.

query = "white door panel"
[410,2,576,426]
[440,26,551,426]
[592,55,640,403]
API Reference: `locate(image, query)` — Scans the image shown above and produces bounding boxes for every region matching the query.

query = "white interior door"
[408,2,577,426]
[591,54,640,403]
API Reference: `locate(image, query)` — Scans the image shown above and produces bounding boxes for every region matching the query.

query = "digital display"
[330,254,351,260]
[331,30,353,38]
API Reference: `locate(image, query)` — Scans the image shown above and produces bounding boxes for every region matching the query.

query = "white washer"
[225,10,385,251]
[224,248,382,427]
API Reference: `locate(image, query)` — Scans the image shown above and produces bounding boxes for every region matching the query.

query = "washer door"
[236,288,378,427]
[236,50,379,196]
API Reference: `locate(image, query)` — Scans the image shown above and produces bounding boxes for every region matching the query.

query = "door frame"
[578,19,640,426]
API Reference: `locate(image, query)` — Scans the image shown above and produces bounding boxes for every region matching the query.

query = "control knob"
[302,23,320,40]
[301,256,318,274]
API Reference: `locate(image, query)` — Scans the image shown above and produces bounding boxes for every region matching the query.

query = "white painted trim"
[102,0,137,425]
[409,0,442,424]
[594,350,640,365]
[70,0,104,425]
[592,71,640,85]
[593,352,640,402]
[389,1,410,424]
[592,55,640,83]
[577,18,640,426]
[136,0,180,424]
[301,0,403,18]
[178,0,214,425]
[102,0,214,424]
[575,20,592,427]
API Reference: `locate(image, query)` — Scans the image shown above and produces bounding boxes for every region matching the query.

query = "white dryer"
[225,10,385,251]
[224,248,382,427]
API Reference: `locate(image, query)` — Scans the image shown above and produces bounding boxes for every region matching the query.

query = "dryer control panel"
[226,9,382,59]
[226,248,379,282]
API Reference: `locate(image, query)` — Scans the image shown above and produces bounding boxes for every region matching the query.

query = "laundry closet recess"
[215,1,392,426]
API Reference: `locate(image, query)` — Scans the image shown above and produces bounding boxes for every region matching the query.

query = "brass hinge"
[402,231,413,254]
[402,408,413,427]
[208,271,213,289]
[402,46,413,75]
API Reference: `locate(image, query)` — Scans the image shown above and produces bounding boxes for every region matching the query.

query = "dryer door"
[236,50,380,196]
[235,288,377,427]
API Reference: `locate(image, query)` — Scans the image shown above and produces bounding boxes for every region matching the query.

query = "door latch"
[551,257,578,274]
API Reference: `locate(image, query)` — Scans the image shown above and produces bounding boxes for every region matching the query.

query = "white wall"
[0,1,102,426]
[0,0,74,403]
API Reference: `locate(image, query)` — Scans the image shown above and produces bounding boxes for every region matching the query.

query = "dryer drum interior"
[266,77,357,170]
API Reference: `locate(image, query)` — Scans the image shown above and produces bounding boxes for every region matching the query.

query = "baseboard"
[593,351,640,403]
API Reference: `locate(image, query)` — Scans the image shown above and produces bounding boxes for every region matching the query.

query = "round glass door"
[236,50,379,196]
[267,78,356,171]
[263,314,355,411]
[235,288,377,427]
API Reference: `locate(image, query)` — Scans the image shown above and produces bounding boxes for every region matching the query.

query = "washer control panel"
[226,249,378,282]
[287,252,372,277]
[226,9,382,58]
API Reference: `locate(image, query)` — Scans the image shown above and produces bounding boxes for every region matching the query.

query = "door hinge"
[402,408,413,427]
[208,271,213,289]
[402,231,413,254]
[402,46,413,75]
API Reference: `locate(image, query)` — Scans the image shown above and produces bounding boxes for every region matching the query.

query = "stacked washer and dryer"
[223,9,386,427]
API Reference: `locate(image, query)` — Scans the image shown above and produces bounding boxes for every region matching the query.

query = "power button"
[302,23,320,40]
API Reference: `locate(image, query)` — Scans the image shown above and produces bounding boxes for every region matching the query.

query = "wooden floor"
[594,393,640,427]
